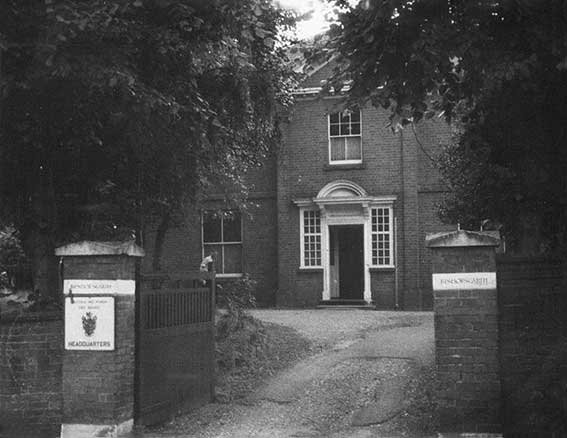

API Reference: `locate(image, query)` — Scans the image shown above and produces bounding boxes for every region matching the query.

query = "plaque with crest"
[65,294,115,351]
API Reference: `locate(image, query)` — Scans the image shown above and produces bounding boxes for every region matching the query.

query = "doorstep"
[437,434,503,438]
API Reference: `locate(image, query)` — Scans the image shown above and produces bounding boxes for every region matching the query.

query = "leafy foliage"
[0,225,25,289]
[0,0,297,249]
[328,0,567,253]
[216,274,258,333]
[215,275,261,391]
[0,0,297,292]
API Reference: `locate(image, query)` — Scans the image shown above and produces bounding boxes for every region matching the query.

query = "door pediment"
[316,180,367,199]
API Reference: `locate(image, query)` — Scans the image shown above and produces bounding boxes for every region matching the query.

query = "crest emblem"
[82,312,97,337]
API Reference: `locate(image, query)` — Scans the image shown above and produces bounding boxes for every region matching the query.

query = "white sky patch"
[275,0,333,39]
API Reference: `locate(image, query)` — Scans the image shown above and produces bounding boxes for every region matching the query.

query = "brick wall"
[403,119,453,310]
[0,311,62,437]
[242,198,278,306]
[497,256,567,436]
[399,128,420,309]
[435,289,501,432]
[417,192,455,309]
[370,270,396,308]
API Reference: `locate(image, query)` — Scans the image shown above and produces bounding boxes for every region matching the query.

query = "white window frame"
[201,210,243,278]
[370,206,394,268]
[328,109,363,165]
[299,208,322,268]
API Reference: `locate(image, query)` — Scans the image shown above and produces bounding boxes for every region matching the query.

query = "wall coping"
[426,230,500,248]
[496,254,562,264]
[55,240,145,257]
[0,310,63,325]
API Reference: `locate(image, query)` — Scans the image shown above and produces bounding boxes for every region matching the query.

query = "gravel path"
[140,310,436,438]
[249,310,431,350]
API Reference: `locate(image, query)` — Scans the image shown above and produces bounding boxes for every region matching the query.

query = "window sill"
[297,267,324,273]
[216,273,243,279]
[369,266,395,272]
[324,163,365,171]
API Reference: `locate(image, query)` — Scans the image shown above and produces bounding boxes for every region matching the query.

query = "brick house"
[143,61,454,310]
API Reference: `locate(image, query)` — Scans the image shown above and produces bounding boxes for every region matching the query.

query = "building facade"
[142,65,454,310]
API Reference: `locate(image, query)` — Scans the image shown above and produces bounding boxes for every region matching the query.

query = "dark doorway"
[330,225,364,300]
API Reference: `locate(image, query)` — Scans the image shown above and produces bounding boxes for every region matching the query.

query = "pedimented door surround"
[294,180,396,303]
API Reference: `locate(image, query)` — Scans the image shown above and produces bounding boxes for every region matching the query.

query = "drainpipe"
[397,129,404,310]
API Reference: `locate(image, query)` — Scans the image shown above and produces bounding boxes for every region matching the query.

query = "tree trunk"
[152,211,170,272]
[0,47,4,125]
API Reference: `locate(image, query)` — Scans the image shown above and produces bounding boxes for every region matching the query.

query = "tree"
[0,0,297,296]
[327,0,567,254]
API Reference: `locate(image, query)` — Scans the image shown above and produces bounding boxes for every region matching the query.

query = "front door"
[329,225,364,300]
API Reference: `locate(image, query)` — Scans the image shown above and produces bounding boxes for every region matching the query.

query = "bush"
[216,274,257,335]
[215,274,263,394]
[0,225,26,290]
[0,225,60,315]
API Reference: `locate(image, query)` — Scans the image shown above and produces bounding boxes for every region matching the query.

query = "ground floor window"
[300,209,322,267]
[371,207,393,266]
[202,210,242,276]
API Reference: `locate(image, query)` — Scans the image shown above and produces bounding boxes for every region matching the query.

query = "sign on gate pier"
[63,279,126,351]
[432,272,497,291]
[65,296,115,351]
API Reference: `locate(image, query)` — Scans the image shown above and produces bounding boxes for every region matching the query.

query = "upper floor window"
[328,109,362,164]
[202,210,242,276]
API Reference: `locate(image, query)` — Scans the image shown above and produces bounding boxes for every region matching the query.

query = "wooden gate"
[135,271,216,426]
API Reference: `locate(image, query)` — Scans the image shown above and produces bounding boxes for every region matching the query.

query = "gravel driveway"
[250,309,432,350]
[140,309,435,438]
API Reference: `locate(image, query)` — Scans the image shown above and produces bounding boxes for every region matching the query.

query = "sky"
[275,0,335,39]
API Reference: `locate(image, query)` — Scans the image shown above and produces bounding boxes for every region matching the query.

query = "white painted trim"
[363,218,372,302]
[328,159,363,165]
[63,279,135,296]
[301,56,336,79]
[315,196,397,207]
[292,198,316,207]
[60,419,133,438]
[293,84,352,97]
[317,180,367,198]
[216,273,243,279]
[322,218,330,300]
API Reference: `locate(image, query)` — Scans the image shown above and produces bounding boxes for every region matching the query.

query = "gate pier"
[55,241,144,438]
[426,230,502,434]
